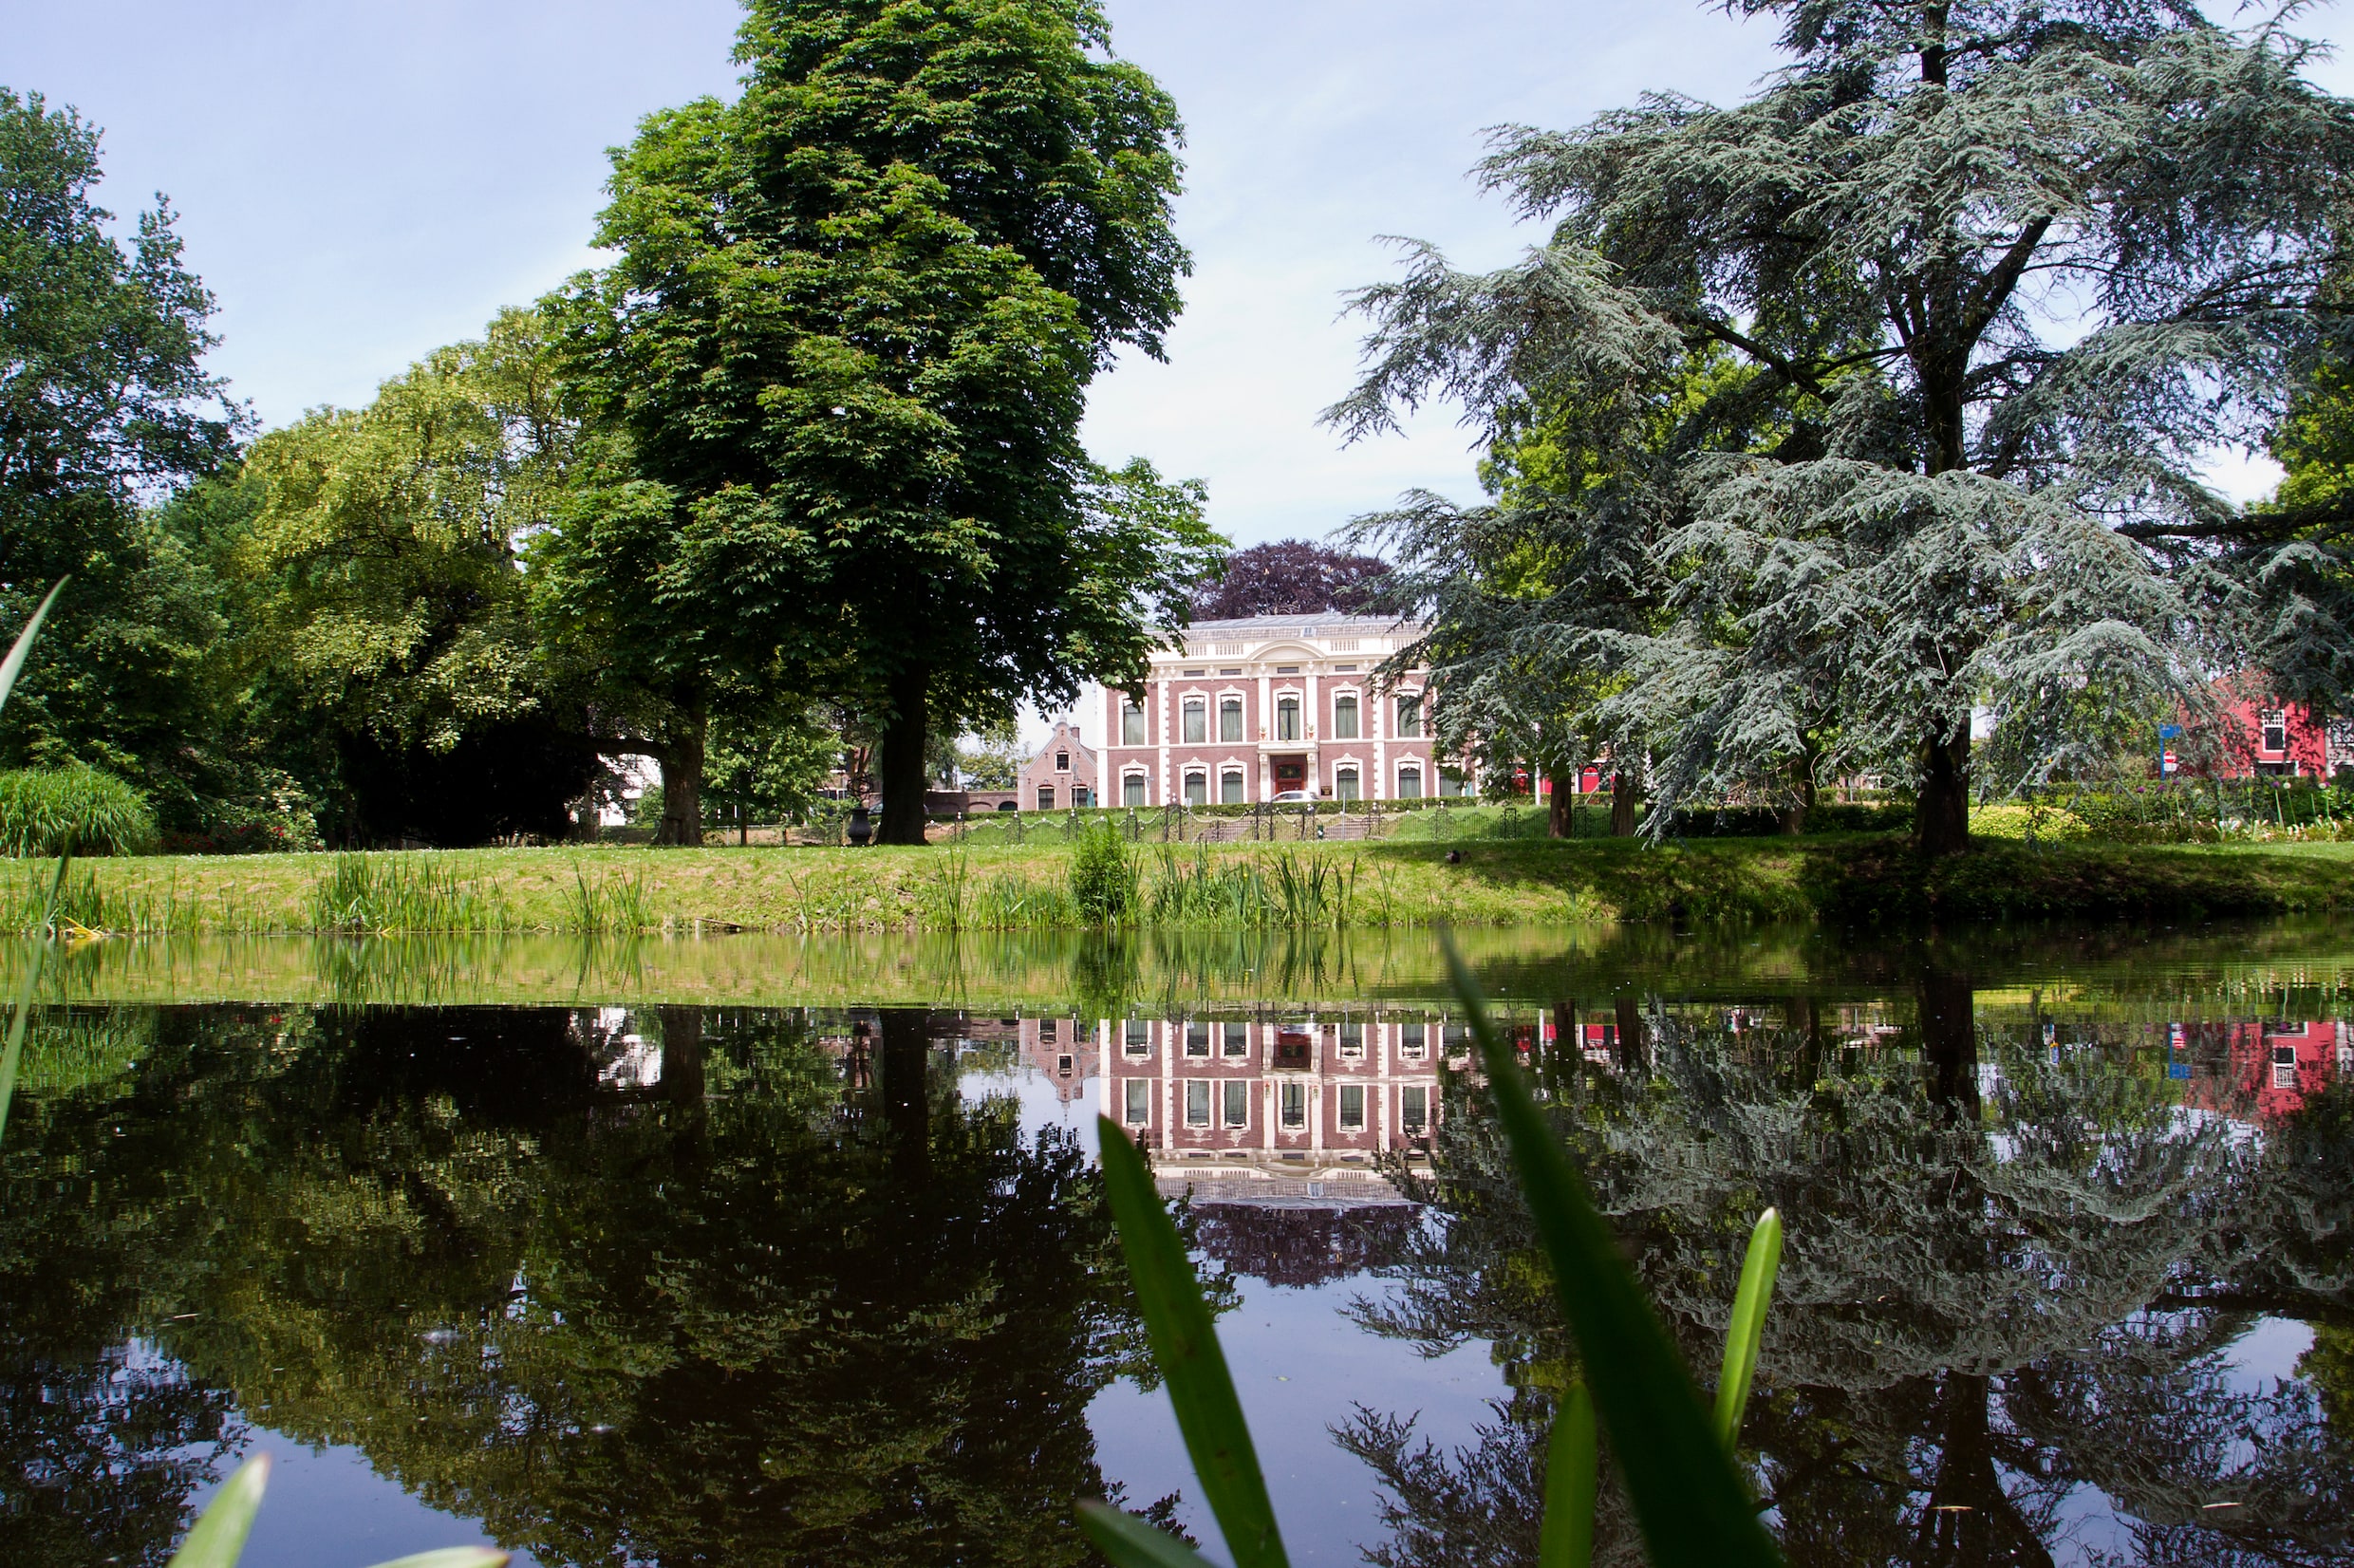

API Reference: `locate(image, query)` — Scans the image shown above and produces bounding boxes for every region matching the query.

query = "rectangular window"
[2273,1045,2297,1090]
[1123,775,1146,807]
[1037,786,1056,810]
[1073,787,1091,809]
[1186,1021,1209,1056]
[1396,695,1423,737]
[1184,774,1207,807]
[1277,697,1300,740]
[1438,769,1466,797]
[1122,702,1147,745]
[1339,1082,1365,1130]
[1221,772,1244,804]
[1186,1079,1210,1127]
[1398,766,1423,799]
[1223,1079,1249,1128]
[1401,1028,1428,1061]
[1444,1022,1471,1055]
[1124,1020,1149,1056]
[1333,694,1359,738]
[2262,710,2288,753]
[1223,1022,1249,1057]
[1336,768,1359,802]
[1221,698,1243,742]
[1400,1084,1429,1134]
[1183,701,1206,744]
[1339,1022,1364,1058]
[1280,1082,1306,1129]
[1056,752,1070,772]
[1125,1078,1151,1126]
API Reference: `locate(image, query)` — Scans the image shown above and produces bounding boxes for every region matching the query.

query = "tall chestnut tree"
[1333,0,2354,854]
[551,0,1214,844]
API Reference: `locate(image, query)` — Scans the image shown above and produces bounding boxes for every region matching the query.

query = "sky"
[9,0,2349,746]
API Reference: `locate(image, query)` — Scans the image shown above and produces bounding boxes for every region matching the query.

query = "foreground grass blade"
[1538,1380,1597,1568]
[1441,935,1781,1568]
[1093,1113,1290,1568]
[1714,1207,1784,1452]
[0,578,65,718]
[1075,1500,1222,1568]
[0,855,70,1150]
[360,1550,511,1568]
[166,1453,271,1568]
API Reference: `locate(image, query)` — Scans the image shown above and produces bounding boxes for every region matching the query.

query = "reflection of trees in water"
[1187,1203,1418,1289]
[1350,972,2353,1568]
[0,1003,1158,1568]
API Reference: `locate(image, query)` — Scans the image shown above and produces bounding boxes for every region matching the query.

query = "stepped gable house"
[1096,613,1463,806]
[1018,719,1097,812]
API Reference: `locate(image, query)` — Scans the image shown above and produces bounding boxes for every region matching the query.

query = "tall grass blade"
[1093,1114,1290,1568]
[0,854,71,1150]
[1439,931,1781,1568]
[1538,1381,1597,1568]
[0,578,65,718]
[360,1550,511,1568]
[1713,1207,1783,1452]
[1074,1501,1221,1568]
[165,1452,271,1568]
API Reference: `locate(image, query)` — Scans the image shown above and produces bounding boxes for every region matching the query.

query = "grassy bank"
[9,831,2350,935]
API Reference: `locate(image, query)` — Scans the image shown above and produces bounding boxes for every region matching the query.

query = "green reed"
[306,853,518,935]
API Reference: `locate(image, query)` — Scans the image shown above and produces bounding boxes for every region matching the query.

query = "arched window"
[1037,785,1056,810]
[1220,697,1243,741]
[1055,751,1070,772]
[1333,694,1359,738]
[1336,766,1360,802]
[1276,695,1300,740]
[1184,772,1207,806]
[1398,765,1423,799]
[1123,773,1147,807]
[1395,694,1423,737]
[1182,700,1206,744]
[1221,770,1244,804]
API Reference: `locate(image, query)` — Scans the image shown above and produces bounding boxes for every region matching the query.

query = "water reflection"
[0,1005,1171,1567]
[0,924,2345,1567]
[1350,964,2352,1568]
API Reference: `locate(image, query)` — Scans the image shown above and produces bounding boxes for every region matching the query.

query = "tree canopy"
[1188,538,1394,620]
[1334,0,2354,853]
[551,0,1218,843]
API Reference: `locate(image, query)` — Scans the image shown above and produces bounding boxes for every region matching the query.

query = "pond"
[0,922,2347,1568]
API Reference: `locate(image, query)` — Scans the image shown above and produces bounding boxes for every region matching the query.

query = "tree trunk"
[876,665,931,847]
[879,1007,931,1183]
[1546,769,1575,838]
[1613,995,1647,1074]
[1781,746,1817,835]
[657,1004,706,1111]
[1917,718,1971,859]
[656,701,707,847]
[1918,964,1978,1122]
[1609,772,1639,836]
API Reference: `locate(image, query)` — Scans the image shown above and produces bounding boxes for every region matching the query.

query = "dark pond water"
[1,923,2348,1568]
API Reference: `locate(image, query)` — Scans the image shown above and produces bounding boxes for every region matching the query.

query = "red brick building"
[1093,613,1468,805]
[1018,720,1097,812]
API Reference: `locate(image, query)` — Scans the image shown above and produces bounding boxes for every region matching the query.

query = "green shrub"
[0,764,158,856]
[1969,801,2092,842]
[1068,819,1138,924]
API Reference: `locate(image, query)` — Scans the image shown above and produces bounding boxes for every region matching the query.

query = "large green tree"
[552,0,1218,845]
[0,88,245,822]
[1332,0,2354,855]
[221,308,598,844]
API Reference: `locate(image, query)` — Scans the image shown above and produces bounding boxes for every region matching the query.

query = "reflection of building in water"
[1188,1202,1419,1288]
[1016,1016,1099,1106]
[1098,1017,1448,1190]
[2172,1017,2351,1123]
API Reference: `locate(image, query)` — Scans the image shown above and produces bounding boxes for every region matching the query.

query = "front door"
[1272,756,1307,793]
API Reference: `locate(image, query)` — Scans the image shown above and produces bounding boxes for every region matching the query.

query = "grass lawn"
[23,829,2352,934]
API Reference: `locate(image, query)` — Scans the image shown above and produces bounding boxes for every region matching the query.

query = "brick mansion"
[1084,613,1469,808]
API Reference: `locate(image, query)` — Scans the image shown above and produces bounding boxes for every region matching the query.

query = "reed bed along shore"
[5,831,2349,938]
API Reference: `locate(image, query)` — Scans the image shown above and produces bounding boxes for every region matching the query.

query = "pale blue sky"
[8,0,2344,545]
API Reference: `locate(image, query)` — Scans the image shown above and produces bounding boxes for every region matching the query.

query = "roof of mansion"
[1158,611,1421,643]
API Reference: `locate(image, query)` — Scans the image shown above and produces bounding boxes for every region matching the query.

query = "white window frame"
[1182,697,1208,745]
[1183,771,1208,807]
[1275,690,1303,741]
[1280,1081,1307,1129]
[1218,691,1246,743]
[1330,686,1362,740]
[1395,691,1424,738]
[1400,1084,1429,1134]
[1396,762,1424,799]
[1122,770,1148,807]
[1220,768,1246,804]
[1222,1078,1250,1129]
[1338,1082,1366,1131]
[1185,1020,1210,1056]
[1185,1078,1211,1128]
[1123,1019,1149,1057]
[1121,701,1148,746]
[1124,1077,1151,1125]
